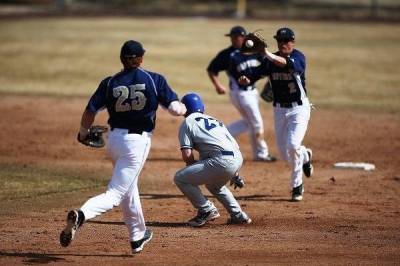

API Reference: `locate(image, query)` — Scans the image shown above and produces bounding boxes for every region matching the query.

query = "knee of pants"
[105,189,126,207]
[174,170,185,185]
[287,145,300,161]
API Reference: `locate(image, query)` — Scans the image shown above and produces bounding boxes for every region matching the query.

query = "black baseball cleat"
[227,212,252,225]
[131,229,153,253]
[303,148,313,178]
[255,155,277,162]
[187,209,220,227]
[60,210,85,247]
[291,184,304,202]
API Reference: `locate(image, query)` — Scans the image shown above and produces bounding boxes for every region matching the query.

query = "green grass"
[0,17,399,113]
[0,163,108,201]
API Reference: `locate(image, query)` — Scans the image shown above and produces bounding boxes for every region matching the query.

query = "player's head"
[181,93,205,117]
[274,27,295,56]
[120,40,146,69]
[225,25,247,49]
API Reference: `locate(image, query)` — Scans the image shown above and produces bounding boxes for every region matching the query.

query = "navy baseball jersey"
[260,49,307,104]
[228,51,265,90]
[86,68,178,132]
[207,46,237,75]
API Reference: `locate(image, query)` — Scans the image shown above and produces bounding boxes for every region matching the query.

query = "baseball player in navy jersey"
[174,93,251,227]
[207,26,276,162]
[59,40,187,253]
[239,28,313,201]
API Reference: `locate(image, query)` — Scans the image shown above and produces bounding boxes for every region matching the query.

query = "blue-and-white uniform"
[208,49,272,160]
[79,67,179,242]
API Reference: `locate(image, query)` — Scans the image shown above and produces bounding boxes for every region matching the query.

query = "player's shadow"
[0,251,132,264]
[87,220,188,227]
[140,193,289,202]
[146,157,182,162]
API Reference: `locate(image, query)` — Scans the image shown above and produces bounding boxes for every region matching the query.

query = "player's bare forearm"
[264,48,287,67]
[80,109,96,129]
[79,109,96,140]
[207,71,226,94]
[181,148,196,165]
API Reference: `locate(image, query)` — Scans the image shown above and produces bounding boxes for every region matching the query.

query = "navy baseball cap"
[225,25,246,36]
[120,40,145,57]
[274,27,295,42]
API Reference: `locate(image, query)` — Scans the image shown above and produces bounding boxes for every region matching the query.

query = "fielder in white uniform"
[207,26,276,162]
[59,40,186,253]
[174,93,251,227]
[239,27,314,201]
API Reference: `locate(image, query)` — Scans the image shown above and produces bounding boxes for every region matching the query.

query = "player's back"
[180,112,240,160]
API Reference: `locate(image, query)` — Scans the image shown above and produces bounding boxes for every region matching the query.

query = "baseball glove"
[230,175,245,190]
[241,30,268,55]
[78,125,108,148]
[260,81,274,103]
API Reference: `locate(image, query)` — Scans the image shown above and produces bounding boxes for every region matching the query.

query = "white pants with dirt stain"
[227,88,270,160]
[80,128,151,242]
[273,99,311,189]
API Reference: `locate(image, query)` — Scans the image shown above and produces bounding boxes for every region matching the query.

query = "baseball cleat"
[187,209,220,227]
[255,155,277,162]
[131,229,153,253]
[60,210,83,247]
[291,184,304,202]
[227,212,252,225]
[303,148,313,178]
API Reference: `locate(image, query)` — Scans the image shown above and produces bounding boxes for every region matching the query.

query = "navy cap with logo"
[225,25,247,37]
[120,40,146,58]
[274,27,295,42]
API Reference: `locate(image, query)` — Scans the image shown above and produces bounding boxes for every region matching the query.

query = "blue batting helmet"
[181,93,205,116]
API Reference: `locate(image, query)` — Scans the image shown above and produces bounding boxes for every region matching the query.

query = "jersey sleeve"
[178,120,193,150]
[286,50,306,74]
[207,48,230,74]
[152,73,179,109]
[86,77,111,113]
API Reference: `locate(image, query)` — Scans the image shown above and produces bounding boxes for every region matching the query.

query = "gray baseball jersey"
[179,113,240,160]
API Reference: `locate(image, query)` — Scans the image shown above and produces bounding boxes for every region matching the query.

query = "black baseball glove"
[260,81,274,103]
[241,30,268,55]
[230,175,245,190]
[77,125,108,148]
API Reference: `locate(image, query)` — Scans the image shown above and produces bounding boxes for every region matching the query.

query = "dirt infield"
[0,95,399,265]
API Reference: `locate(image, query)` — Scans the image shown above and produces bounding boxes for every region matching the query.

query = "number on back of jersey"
[195,117,223,131]
[113,84,147,112]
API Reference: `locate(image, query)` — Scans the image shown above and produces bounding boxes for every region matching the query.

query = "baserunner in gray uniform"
[174,92,251,227]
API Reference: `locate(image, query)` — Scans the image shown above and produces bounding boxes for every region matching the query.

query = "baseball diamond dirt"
[0,95,399,265]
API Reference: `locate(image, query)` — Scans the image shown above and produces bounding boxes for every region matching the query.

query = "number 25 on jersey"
[113,84,147,112]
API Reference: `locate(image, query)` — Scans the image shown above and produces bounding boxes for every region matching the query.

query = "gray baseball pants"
[174,153,244,216]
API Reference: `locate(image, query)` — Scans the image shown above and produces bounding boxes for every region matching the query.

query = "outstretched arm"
[261,48,287,67]
[168,100,187,116]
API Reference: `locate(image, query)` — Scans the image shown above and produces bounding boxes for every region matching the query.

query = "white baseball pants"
[227,88,270,160]
[80,129,151,242]
[273,99,311,188]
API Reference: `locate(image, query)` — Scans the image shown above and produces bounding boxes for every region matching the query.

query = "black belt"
[110,127,145,134]
[220,150,234,156]
[239,86,255,91]
[273,100,303,108]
